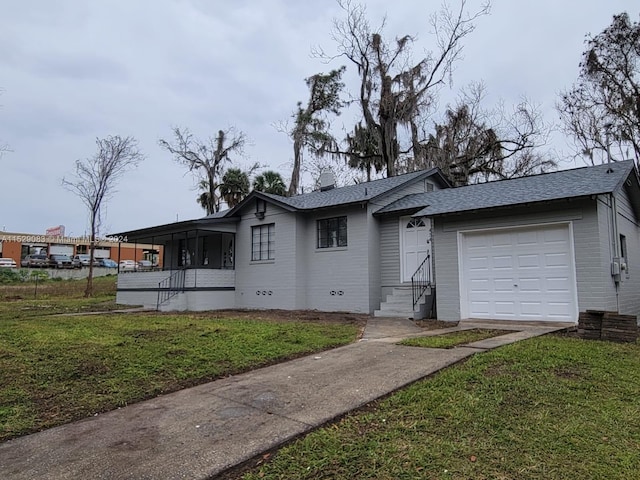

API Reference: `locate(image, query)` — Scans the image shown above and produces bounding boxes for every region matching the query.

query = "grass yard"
[0,275,119,318]
[0,277,361,441]
[400,329,508,349]
[240,335,640,480]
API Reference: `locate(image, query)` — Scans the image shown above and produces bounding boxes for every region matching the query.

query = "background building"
[0,230,162,267]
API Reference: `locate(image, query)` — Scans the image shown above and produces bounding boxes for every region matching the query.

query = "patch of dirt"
[3,295,23,301]
[554,366,584,380]
[159,308,370,327]
[414,319,458,330]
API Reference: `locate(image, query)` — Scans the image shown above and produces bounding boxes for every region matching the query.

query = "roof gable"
[225,167,448,216]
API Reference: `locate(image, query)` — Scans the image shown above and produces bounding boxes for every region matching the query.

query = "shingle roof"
[375,160,637,217]
[277,168,439,209]
[202,210,230,220]
[226,168,443,214]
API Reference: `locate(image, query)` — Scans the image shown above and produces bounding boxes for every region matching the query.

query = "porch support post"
[194,229,199,288]
[117,241,122,273]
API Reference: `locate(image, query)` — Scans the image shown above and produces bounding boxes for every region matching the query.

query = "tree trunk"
[288,135,303,196]
[85,222,95,297]
[379,76,397,176]
[208,172,216,214]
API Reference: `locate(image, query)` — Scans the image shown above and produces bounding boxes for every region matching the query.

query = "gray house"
[116,160,640,324]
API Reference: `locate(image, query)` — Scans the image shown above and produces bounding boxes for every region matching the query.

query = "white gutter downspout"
[606,128,621,311]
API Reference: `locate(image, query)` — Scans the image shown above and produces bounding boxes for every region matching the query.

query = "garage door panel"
[469,279,490,292]
[469,301,490,315]
[516,231,539,246]
[520,301,543,316]
[543,228,569,243]
[544,252,570,268]
[468,255,490,270]
[517,254,540,269]
[493,278,516,292]
[547,302,573,317]
[466,235,490,248]
[461,224,576,322]
[494,301,516,315]
[546,277,571,292]
[492,232,512,247]
[492,255,513,270]
[518,278,541,292]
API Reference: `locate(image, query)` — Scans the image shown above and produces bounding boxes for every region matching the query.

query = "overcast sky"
[0,0,637,237]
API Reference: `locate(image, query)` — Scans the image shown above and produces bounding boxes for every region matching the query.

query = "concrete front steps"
[374,286,433,320]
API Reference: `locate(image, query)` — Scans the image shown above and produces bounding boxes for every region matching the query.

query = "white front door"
[400,216,431,283]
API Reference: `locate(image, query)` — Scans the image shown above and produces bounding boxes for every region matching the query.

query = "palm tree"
[196,179,217,213]
[253,170,287,196]
[219,168,250,208]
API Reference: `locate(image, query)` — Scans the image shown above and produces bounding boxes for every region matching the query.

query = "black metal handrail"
[411,254,432,308]
[156,269,186,310]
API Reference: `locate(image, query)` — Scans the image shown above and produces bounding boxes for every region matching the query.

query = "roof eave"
[110,216,239,241]
[224,191,298,217]
[417,194,600,218]
[373,206,425,217]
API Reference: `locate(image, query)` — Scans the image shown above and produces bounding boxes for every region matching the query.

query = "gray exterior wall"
[234,202,299,310]
[116,269,235,310]
[294,212,309,309]
[594,196,619,312]
[302,205,371,313]
[379,216,400,299]
[366,206,382,313]
[612,187,640,316]
[233,201,373,313]
[432,199,603,322]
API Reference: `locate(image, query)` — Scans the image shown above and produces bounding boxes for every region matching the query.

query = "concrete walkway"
[0,317,571,480]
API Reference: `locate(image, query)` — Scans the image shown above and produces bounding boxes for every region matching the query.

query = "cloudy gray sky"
[0,0,636,237]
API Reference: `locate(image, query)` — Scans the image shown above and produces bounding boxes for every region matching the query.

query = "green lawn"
[400,329,508,349]
[0,275,120,318]
[241,335,640,480]
[4,277,640,479]
[0,277,360,441]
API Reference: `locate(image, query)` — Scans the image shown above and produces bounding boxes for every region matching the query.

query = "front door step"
[374,287,431,320]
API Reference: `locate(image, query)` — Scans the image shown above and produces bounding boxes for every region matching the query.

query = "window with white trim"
[406,217,426,228]
[317,216,347,248]
[251,224,275,261]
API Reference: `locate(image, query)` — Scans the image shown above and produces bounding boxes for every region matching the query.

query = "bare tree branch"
[558,12,640,164]
[159,127,246,213]
[419,82,555,184]
[320,0,489,176]
[62,135,143,296]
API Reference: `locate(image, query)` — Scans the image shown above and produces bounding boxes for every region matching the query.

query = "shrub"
[0,269,21,284]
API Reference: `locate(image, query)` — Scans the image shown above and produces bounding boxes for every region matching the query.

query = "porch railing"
[156,268,186,310]
[411,254,432,309]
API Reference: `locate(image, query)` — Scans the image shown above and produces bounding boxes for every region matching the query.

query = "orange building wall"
[0,241,22,264]
[108,246,163,266]
[0,235,163,268]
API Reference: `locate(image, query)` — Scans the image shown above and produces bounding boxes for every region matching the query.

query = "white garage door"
[459,224,577,322]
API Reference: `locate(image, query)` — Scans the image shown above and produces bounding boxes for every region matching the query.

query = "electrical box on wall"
[612,258,622,283]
